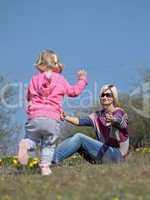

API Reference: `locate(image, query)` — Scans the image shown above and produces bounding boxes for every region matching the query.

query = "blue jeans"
[53,133,123,164]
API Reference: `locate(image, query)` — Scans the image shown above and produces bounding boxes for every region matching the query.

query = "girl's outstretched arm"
[64,70,88,97]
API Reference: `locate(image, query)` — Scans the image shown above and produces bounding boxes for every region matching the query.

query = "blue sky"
[0,0,150,122]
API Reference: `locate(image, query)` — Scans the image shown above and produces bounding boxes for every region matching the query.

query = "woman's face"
[100,89,114,106]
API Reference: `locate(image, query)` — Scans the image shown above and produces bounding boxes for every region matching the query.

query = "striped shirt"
[79,108,129,156]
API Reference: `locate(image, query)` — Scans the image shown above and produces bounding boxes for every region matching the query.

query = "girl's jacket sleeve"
[64,77,88,97]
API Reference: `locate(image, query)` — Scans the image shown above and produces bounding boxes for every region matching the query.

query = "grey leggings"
[24,117,60,165]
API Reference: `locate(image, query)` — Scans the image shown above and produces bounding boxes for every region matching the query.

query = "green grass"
[0,153,150,200]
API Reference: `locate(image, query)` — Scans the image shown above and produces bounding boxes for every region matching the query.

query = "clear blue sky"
[0,0,150,122]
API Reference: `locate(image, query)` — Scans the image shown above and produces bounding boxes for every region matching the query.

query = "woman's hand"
[105,113,114,123]
[60,112,79,125]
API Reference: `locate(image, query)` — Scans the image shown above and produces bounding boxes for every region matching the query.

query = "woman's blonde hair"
[100,84,119,107]
[34,49,63,73]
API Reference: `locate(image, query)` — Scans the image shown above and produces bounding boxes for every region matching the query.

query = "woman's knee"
[73,133,85,140]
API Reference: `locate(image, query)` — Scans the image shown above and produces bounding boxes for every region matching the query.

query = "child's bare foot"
[18,139,29,165]
[40,164,52,176]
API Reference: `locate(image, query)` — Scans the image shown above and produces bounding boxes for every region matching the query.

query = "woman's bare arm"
[64,115,79,125]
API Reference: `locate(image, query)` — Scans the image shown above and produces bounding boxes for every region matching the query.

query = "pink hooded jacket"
[26,72,88,120]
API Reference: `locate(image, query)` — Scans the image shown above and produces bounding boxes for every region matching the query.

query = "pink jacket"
[26,72,88,120]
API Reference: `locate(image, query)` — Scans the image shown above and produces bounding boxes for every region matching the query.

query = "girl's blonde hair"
[34,49,63,73]
[100,84,119,107]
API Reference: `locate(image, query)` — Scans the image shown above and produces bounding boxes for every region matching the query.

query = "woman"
[53,85,129,164]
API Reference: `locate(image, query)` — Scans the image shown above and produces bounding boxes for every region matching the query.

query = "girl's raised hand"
[78,70,87,80]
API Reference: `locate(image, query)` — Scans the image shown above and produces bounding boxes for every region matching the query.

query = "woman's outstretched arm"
[65,115,80,125]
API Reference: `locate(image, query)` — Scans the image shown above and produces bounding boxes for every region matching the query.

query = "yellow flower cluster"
[135,147,150,153]
[0,156,40,169]
[28,158,39,168]
[112,197,120,200]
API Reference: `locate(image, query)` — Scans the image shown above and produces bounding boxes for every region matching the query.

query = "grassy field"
[0,152,150,200]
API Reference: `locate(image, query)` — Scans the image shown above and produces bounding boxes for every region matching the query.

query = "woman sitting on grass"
[53,84,129,164]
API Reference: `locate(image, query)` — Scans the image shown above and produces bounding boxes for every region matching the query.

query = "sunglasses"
[101,92,113,98]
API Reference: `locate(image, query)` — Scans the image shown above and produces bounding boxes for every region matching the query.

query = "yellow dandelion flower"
[32,160,38,165]
[72,155,78,159]
[56,195,63,200]
[136,148,140,152]
[33,158,39,162]
[13,159,18,165]
[29,163,33,168]
[112,197,120,200]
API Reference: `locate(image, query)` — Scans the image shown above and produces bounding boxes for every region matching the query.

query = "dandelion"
[13,159,18,165]
[33,161,38,165]
[12,158,21,168]
[0,159,2,165]
[135,147,150,154]
[112,197,120,200]
[33,158,39,162]
[56,195,63,200]
[29,162,34,168]
[32,159,39,165]
[136,148,140,152]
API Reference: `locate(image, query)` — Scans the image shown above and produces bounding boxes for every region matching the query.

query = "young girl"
[18,49,87,175]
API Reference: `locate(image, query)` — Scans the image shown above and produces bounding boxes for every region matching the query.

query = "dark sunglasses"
[101,92,113,98]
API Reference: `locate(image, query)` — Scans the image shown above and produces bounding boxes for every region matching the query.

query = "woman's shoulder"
[90,110,104,117]
[113,107,127,115]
